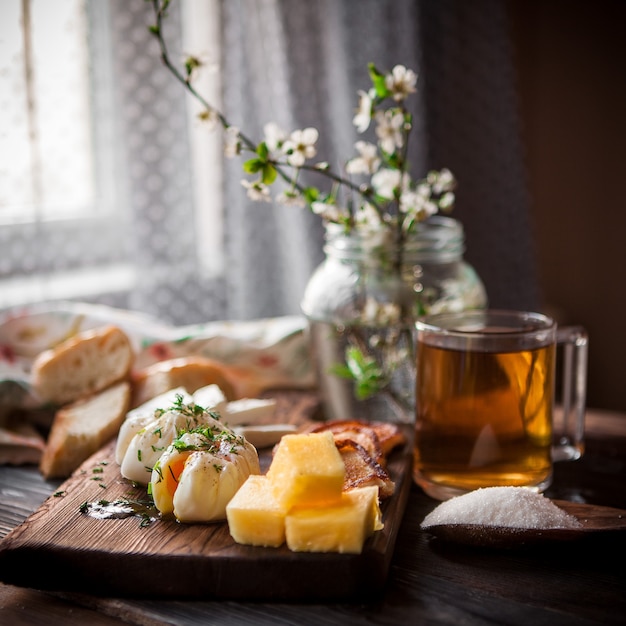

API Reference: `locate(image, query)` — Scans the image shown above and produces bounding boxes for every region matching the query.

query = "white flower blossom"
[224,126,240,158]
[283,127,319,167]
[354,206,392,250]
[439,168,456,191]
[182,52,213,82]
[362,297,402,325]
[399,182,438,229]
[311,201,326,215]
[263,122,287,155]
[197,108,219,131]
[380,302,402,324]
[371,168,402,199]
[241,179,271,202]
[354,202,384,231]
[374,109,405,154]
[353,89,375,133]
[276,190,307,207]
[311,200,348,222]
[428,167,457,194]
[416,182,431,197]
[400,191,437,219]
[438,191,455,211]
[346,141,381,175]
[385,65,417,102]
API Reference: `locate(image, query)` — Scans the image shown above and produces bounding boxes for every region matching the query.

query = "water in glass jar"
[308,320,416,424]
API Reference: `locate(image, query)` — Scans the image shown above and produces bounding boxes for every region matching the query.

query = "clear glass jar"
[301,216,487,423]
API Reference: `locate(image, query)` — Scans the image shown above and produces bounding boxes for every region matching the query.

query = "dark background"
[509,0,626,411]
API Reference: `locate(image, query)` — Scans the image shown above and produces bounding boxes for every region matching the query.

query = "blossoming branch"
[149,0,456,241]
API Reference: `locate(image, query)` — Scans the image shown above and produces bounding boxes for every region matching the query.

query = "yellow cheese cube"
[266,431,345,508]
[285,486,384,554]
[226,475,287,547]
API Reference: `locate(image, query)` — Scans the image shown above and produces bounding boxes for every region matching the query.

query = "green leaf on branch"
[243,158,263,174]
[368,63,389,99]
[303,187,320,203]
[184,56,201,78]
[383,151,403,169]
[261,164,277,185]
[256,142,269,159]
[329,346,387,400]
[329,363,353,379]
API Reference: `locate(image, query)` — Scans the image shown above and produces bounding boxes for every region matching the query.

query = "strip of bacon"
[335,439,395,499]
[304,420,384,465]
[367,421,407,456]
[305,419,406,462]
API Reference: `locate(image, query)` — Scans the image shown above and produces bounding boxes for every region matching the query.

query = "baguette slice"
[31,325,133,406]
[131,356,237,408]
[40,380,132,479]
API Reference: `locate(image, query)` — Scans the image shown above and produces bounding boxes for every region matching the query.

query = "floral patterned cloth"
[0,301,316,422]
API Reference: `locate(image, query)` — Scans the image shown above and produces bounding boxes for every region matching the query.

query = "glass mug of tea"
[413,309,588,501]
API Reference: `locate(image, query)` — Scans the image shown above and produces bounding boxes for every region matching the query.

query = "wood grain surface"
[1,407,625,626]
[0,391,413,601]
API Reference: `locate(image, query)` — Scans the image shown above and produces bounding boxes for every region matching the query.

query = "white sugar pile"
[421,487,582,530]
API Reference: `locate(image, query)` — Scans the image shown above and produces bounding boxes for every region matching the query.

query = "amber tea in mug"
[413,310,587,501]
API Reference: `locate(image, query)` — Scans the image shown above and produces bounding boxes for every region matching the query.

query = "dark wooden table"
[1,408,625,626]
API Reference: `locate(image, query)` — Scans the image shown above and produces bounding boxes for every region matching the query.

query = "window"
[0,0,133,308]
[181,0,224,276]
[0,0,225,315]
[1,0,96,222]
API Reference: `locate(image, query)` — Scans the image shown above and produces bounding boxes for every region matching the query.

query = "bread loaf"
[40,380,132,478]
[31,325,133,406]
[131,356,237,407]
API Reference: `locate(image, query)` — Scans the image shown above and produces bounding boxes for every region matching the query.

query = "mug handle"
[553,325,588,461]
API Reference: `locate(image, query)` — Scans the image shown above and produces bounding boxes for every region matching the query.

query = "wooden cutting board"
[0,393,413,601]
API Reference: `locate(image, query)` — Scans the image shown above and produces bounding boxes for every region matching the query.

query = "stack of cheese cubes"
[226,431,384,554]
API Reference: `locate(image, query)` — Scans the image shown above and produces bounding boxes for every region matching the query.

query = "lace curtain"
[219,0,430,320]
[2,0,538,325]
[123,0,538,325]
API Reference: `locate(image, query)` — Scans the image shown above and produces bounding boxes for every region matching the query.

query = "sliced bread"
[31,325,134,406]
[40,380,132,479]
[131,356,237,407]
